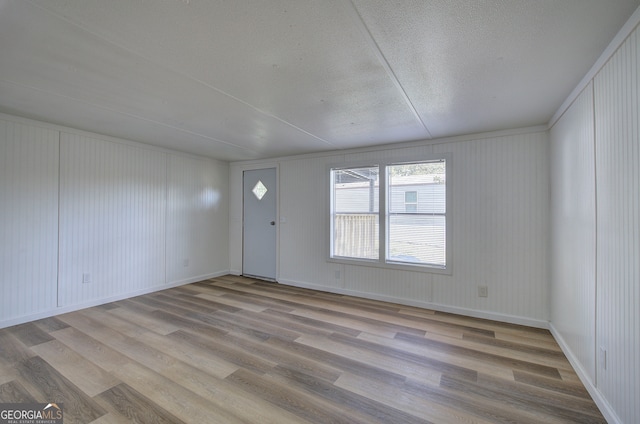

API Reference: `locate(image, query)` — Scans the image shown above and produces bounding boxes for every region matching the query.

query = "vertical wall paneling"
[0,119,59,321]
[549,84,597,383]
[58,133,167,307]
[228,163,243,275]
[232,130,549,326]
[279,156,335,285]
[166,154,229,284]
[593,26,639,424]
[432,132,549,321]
[0,113,231,328]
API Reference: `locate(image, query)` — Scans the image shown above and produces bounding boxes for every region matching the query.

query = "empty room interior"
[1,1,639,423]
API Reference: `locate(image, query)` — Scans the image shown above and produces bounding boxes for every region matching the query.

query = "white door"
[243,168,277,280]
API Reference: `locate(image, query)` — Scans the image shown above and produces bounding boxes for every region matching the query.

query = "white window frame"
[329,163,380,263]
[328,153,451,275]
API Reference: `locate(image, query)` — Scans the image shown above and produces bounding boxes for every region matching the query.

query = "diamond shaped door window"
[252,180,268,200]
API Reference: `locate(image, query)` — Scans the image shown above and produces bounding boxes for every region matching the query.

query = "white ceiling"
[1,0,638,161]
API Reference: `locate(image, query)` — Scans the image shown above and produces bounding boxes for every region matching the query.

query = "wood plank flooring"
[0,275,606,423]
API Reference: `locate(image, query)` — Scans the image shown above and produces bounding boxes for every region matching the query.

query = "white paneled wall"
[550,18,640,424]
[166,154,229,284]
[58,133,167,307]
[279,155,340,286]
[593,26,640,424]
[549,84,597,383]
[231,129,550,326]
[0,114,230,328]
[432,132,549,321]
[0,119,59,322]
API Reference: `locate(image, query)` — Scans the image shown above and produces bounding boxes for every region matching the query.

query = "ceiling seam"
[0,78,260,156]
[345,0,433,139]
[24,0,337,148]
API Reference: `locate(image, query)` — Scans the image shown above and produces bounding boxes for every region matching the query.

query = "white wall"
[593,24,640,424]
[166,154,229,283]
[0,119,59,320]
[58,132,167,307]
[550,84,597,383]
[230,128,550,327]
[550,17,640,424]
[0,114,229,327]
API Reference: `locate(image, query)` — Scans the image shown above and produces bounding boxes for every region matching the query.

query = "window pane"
[387,160,446,267]
[333,213,379,259]
[388,162,445,214]
[332,166,379,260]
[333,167,379,213]
[388,215,445,266]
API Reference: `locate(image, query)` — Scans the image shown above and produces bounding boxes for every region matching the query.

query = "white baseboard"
[0,270,229,330]
[168,271,229,287]
[549,323,621,424]
[278,278,549,329]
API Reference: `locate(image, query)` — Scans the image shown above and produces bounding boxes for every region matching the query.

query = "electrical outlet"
[183,259,189,267]
[600,346,607,370]
[478,285,488,297]
[334,270,341,279]
[82,273,91,284]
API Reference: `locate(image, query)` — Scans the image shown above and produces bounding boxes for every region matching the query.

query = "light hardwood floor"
[0,275,605,423]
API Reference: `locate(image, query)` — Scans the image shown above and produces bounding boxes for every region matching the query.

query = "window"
[387,161,446,267]
[330,156,449,272]
[330,166,379,260]
[404,191,418,213]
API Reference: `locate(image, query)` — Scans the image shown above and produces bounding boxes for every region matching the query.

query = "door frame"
[235,163,280,281]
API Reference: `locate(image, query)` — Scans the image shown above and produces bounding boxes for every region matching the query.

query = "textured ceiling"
[0,0,638,160]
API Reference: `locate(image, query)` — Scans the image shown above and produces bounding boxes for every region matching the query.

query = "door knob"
[270,221,276,226]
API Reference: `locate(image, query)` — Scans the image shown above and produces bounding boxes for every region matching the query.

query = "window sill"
[327,256,451,275]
